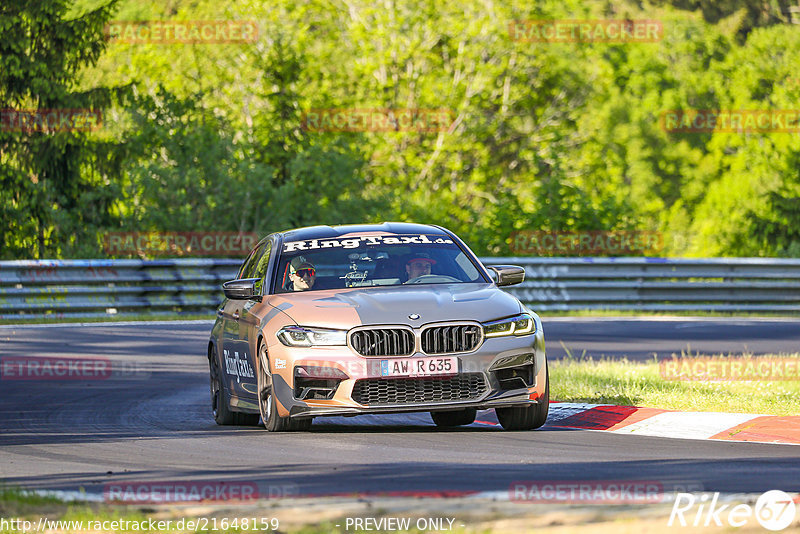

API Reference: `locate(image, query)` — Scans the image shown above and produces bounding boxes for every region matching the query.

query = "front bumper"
[269,329,547,420]
[288,387,542,418]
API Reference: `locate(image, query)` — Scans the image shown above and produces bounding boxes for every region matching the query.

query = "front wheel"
[430,408,477,427]
[209,346,259,426]
[257,342,311,432]
[496,364,549,431]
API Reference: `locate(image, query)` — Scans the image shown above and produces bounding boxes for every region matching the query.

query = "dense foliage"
[2,0,799,258]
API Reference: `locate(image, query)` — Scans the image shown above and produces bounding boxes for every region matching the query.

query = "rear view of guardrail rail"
[2,257,800,319]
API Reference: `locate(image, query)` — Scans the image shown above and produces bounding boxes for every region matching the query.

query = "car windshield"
[272,233,486,293]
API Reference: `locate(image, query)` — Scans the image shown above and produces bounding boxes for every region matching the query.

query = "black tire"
[257,341,311,432]
[209,346,259,426]
[430,408,477,427]
[496,364,549,431]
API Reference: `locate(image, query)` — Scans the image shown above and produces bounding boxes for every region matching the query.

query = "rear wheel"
[496,364,549,431]
[209,346,259,425]
[257,342,311,432]
[430,408,477,427]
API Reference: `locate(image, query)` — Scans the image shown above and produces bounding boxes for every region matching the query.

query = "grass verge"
[1,490,791,534]
[550,354,800,415]
[0,488,145,532]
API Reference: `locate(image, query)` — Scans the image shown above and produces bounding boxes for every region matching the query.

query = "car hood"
[267,283,522,329]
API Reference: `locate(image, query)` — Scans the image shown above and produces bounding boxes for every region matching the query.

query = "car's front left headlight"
[482,313,536,337]
[277,326,348,347]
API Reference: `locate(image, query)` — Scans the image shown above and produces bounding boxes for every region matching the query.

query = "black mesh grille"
[421,324,481,354]
[350,328,414,357]
[351,373,487,406]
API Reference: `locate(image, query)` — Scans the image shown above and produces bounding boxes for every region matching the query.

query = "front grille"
[421,324,481,354]
[351,373,487,406]
[350,328,414,357]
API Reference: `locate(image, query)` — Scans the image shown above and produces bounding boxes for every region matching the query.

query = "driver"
[288,260,316,291]
[405,253,436,280]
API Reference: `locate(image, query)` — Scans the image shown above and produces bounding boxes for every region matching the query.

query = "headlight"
[482,313,536,337]
[277,326,348,347]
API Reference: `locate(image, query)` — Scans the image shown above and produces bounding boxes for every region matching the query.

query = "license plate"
[380,356,458,377]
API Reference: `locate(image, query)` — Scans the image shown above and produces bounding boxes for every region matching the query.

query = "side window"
[252,241,273,294]
[237,248,259,279]
[238,239,268,279]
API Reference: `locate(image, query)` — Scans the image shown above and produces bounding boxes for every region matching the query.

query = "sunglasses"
[295,268,316,277]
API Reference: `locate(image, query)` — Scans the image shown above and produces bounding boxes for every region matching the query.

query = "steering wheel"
[404,274,461,284]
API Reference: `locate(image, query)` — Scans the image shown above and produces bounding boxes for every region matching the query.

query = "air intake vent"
[350,328,414,357]
[351,374,487,406]
[421,324,482,354]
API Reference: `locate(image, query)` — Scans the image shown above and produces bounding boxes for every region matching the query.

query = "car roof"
[279,222,449,241]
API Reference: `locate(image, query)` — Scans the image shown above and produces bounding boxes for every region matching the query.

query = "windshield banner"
[282,234,453,253]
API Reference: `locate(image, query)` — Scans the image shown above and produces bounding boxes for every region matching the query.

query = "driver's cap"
[406,253,436,265]
[289,256,314,273]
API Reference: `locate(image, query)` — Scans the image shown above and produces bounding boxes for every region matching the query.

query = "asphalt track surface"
[1,319,799,499]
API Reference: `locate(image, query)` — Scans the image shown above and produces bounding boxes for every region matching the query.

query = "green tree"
[653,0,794,38]
[0,0,126,259]
[113,89,271,238]
[6,0,800,260]
[245,34,385,232]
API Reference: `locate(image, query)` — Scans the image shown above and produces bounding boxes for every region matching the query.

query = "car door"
[241,237,276,391]
[237,238,275,401]
[221,240,266,404]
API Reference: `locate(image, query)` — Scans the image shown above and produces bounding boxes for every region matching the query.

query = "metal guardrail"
[0,259,240,320]
[488,257,800,312]
[2,257,800,319]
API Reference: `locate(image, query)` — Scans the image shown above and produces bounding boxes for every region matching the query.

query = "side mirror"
[222,278,261,300]
[487,265,525,287]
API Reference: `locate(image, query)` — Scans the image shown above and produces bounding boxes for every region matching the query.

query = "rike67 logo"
[669,490,797,531]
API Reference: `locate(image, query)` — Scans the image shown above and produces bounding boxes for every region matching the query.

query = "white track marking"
[611,411,762,440]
